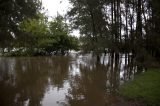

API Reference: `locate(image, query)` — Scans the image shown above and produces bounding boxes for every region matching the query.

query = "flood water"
[0,53,136,106]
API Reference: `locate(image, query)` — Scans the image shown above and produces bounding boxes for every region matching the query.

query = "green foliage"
[68,0,160,63]
[69,36,79,50]
[48,15,79,53]
[17,14,79,55]
[0,0,42,48]
[120,69,160,105]
[67,0,108,53]
[20,15,48,38]
[20,13,53,49]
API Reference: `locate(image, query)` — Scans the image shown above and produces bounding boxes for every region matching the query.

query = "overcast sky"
[41,0,71,17]
[41,0,79,36]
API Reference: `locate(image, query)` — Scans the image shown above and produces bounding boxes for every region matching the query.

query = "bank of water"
[120,69,160,106]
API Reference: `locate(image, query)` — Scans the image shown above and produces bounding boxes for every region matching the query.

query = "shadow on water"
[0,53,136,106]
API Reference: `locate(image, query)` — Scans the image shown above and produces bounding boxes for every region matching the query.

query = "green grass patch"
[120,69,160,106]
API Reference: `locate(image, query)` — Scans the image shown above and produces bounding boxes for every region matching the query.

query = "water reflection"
[66,53,121,106]
[0,54,136,106]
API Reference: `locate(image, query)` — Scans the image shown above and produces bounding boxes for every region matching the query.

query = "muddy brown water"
[0,53,136,106]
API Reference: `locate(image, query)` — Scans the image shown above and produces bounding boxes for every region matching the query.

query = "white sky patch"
[70,30,80,36]
[42,0,71,18]
[42,0,80,37]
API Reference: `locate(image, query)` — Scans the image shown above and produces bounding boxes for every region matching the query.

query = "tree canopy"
[0,0,79,56]
[17,14,79,55]
[0,0,41,48]
[67,0,160,63]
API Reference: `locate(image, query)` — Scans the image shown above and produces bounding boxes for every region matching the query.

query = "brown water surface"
[0,53,136,106]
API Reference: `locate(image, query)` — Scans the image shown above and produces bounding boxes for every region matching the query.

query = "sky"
[41,0,70,17]
[41,0,80,36]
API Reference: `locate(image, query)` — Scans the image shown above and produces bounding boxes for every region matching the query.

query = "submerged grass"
[120,69,160,106]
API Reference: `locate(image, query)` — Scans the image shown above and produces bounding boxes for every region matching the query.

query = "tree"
[68,0,109,61]
[49,15,78,54]
[68,0,160,65]
[20,13,56,54]
[0,0,42,50]
[19,14,79,55]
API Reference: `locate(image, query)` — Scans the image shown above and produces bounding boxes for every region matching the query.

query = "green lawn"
[120,69,160,106]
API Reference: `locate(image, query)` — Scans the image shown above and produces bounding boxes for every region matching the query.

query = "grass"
[119,69,160,106]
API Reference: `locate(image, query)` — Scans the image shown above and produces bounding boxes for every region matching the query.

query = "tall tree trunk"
[125,0,129,53]
[136,0,142,48]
